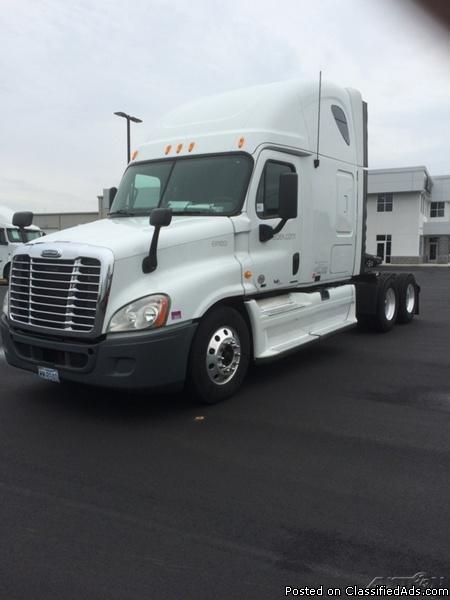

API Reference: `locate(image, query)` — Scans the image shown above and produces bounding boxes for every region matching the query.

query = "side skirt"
[245,284,356,361]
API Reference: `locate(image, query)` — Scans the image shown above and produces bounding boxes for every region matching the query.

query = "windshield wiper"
[109,209,139,217]
[171,210,215,216]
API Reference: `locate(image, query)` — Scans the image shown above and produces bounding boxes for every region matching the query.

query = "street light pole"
[113,111,143,163]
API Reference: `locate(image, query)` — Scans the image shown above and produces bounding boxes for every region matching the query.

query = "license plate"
[38,367,60,383]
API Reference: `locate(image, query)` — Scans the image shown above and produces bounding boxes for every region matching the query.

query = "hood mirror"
[143,208,173,273]
[150,208,172,228]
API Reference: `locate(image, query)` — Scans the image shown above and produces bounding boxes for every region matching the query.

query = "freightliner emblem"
[41,249,62,258]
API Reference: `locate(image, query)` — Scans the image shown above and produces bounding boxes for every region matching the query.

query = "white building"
[367,167,450,264]
[33,212,98,235]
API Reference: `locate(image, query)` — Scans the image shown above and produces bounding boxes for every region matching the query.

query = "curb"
[380,264,450,268]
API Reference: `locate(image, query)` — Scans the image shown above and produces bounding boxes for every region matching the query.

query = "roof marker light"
[164,144,172,155]
[131,150,139,160]
[238,137,245,148]
[188,142,195,152]
[176,143,183,154]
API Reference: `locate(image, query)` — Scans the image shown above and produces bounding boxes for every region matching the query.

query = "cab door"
[247,150,302,293]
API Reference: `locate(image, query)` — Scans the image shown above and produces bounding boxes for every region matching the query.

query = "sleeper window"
[331,105,350,145]
[256,161,295,219]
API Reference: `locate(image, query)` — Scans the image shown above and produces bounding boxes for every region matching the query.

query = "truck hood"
[27,215,235,260]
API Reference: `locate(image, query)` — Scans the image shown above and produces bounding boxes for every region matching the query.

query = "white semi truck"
[1,80,419,403]
[0,207,43,282]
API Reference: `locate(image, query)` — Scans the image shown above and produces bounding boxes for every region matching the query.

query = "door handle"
[292,252,300,275]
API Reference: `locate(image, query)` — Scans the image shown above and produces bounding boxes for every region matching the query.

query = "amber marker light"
[244,270,253,279]
[131,150,139,160]
[238,137,245,148]
[188,142,195,152]
[176,143,183,154]
[164,144,172,155]
[153,296,170,329]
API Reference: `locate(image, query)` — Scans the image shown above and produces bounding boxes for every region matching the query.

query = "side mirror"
[13,211,34,228]
[150,207,172,228]
[143,208,173,273]
[278,173,298,220]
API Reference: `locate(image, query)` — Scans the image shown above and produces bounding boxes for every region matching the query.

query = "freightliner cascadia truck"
[0,80,419,403]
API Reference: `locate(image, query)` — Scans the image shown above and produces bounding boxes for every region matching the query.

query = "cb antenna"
[314,70,322,169]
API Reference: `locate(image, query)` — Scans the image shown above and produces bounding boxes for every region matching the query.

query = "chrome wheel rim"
[385,287,396,321]
[406,283,415,313]
[206,327,241,385]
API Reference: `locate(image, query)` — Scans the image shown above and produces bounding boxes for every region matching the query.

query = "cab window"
[7,228,22,243]
[0,229,6,245]
[256,161,295,219]
[25,230,43,241]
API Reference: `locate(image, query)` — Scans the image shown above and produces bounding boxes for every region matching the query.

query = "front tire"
[187,306,250,404]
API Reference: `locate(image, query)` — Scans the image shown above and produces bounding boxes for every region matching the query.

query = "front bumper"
[0,315,197,391]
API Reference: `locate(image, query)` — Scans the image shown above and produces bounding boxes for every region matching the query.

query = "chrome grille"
[9,254,101,332]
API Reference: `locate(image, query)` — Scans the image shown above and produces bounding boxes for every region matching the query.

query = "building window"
[430,202,444,218]
[429,237,438,261]
[376,234,392,264]
[331,105,350,145]
[377,193,393,212]
[256,160,295,219]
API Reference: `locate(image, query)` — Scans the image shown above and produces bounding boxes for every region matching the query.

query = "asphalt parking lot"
[0,268,449,600]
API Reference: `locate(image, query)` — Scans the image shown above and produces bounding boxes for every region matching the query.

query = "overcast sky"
[1,0,449,213]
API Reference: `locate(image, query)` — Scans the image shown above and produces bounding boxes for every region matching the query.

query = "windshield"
[110,154,253,217]
[7,228,22,243]
[6,228,42,243]
[25,230,42,241]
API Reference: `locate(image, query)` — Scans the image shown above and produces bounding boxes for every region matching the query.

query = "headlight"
[107,294,170,333]
[2,290,8,317]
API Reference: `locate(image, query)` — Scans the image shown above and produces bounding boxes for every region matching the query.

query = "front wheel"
[187,306,250,404]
